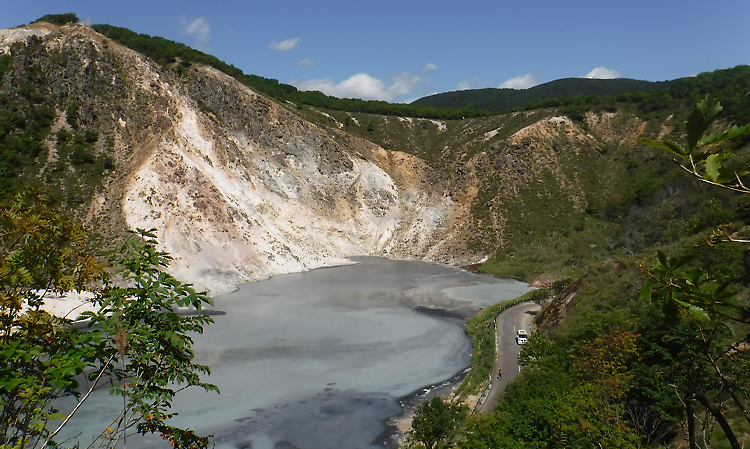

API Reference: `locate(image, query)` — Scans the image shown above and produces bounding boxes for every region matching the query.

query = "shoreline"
[375,306,473,448]
[376,366,470,448]
[40,260,524,448]
[374,294,533,448]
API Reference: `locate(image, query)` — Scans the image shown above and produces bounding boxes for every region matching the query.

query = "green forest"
[411,77,674,112]
[98,19,750,127]
[81,22,750,125]
[89,23,490,120]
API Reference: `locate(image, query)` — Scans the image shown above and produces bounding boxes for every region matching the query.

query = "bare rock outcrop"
[0,23,471,294]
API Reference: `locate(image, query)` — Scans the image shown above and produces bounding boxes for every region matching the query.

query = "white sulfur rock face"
[0,27,50,53]
[121,70,458,295]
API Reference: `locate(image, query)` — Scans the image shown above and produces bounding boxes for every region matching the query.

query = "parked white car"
[516,329,528,345]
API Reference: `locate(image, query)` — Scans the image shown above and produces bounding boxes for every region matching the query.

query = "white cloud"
[297,58,315,68]
[386,73,422,100]
[499,73,539,89]
[456,78,480,91]
[270,38,301,51]
[584,67,621,79]
[423,63,438,72]
[293,72,422,102]
[181,17,211,51]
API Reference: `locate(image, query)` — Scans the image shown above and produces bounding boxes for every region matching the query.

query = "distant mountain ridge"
[411,78,677,112]
[35,15,746,121]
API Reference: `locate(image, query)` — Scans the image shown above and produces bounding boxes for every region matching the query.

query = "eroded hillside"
[0,23,485,294]
[319,102,683,271]
[0,22,688,293]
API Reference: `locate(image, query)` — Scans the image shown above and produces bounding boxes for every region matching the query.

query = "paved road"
[478,302,540,412]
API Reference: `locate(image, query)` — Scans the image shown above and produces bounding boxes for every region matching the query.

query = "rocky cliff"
[0,23,478,294]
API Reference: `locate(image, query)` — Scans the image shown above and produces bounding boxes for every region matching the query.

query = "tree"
[407,396,465,449]
[570,330,639,389]
[0,192,102,449]
[551,383,640,449]
[638,100,750,197]
[638,101,750,449]
[517,330,553,368]
[527,287,550,308]
[35,14,80,26]
[77,228,218,449]
[0,193,217,449]
[460,412,524,449]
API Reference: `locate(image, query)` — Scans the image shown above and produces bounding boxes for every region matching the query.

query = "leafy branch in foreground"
[0,192,103,449]
[639,101,750,449]
[0,193,217,449]
[80,228,219,449]
[638,99,750,193]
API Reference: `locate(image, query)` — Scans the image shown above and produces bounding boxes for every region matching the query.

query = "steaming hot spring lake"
[58,257,531,449]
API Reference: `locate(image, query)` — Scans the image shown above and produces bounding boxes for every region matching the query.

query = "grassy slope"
[323,101,736,278]
[88,31,750,445]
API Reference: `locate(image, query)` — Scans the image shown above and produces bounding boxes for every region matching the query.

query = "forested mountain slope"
[2,20,749,295]
[412,77,674,112]
[412,66,750,121]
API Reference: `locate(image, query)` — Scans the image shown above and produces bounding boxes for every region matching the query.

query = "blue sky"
[2,0,749,103]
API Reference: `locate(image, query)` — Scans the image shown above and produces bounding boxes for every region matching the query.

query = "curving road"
[478,302,540,412]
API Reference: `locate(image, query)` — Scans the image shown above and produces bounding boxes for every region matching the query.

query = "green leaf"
[640,279,654,301]
[699,123,750,147]
[704,154,723,182]
[674,299,710,319]
[655,251,668,270]
[721,320,735,335]
[685,100,722,152]
[684,268,705,286]
[637,138,688,158]
[672,253,697,270]
[703,154,737,183]
[687,304,710,319]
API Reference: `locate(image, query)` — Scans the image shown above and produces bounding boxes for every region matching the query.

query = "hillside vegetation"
[414,66,750,124]
[88,23,489,120]
[33,13,750,124]
[435,103,750,449]
[321,84,750,449]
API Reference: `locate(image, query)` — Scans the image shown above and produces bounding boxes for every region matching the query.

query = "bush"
[406,397,466,449]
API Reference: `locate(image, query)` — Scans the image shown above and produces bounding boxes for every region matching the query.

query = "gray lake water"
[58,257,530,449]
